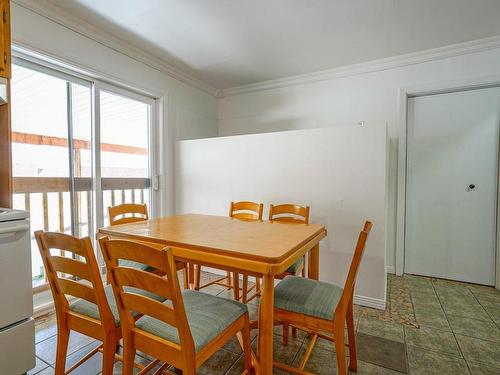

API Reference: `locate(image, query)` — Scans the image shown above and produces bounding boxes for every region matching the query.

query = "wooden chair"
[272,221,373,375]
[107,203,189,289]
[99,237,254,375]
[108,203,148,225]
[240,203,309,306]
[269,204,310,279]
[195,201,263,303]
[34,232,122,375]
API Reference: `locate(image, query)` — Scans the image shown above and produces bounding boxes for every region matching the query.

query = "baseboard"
[386,265,395,274]
[33,296,77,318]
[353,295,386,310]
[33,301,55,318]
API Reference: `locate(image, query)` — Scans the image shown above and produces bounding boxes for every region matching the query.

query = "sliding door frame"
[12,52,160,264]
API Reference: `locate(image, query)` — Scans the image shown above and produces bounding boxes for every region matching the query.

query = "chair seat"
[136,290,247,351]
[285,257,304,274]
[274,276,343,321]
[69,285,165,326]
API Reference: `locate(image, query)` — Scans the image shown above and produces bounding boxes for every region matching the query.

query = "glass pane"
[11,65,92,287]
[100,90,151,225]
[12,65,69,176]
[11,64,70,287]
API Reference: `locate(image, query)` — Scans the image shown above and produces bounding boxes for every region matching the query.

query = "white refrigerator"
[0,208,35,374]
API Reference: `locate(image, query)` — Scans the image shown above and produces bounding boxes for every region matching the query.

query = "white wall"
[175,125,388,308]
[217,44,500,272]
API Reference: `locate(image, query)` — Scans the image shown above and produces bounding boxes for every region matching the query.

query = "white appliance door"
[405,87,500,285]
[0,219,33,328]
[0,318,35,375]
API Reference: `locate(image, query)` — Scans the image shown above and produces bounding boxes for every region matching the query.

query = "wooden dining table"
[98,213,327,374]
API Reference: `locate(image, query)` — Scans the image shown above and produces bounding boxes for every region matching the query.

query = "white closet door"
[405,87,500,285]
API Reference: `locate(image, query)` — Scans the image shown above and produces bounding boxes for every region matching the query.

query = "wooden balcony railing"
[11,131,151,289]
[13,176,150,289]
[14,176,149,227]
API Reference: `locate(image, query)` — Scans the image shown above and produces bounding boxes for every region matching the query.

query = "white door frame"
[396,74,500,290]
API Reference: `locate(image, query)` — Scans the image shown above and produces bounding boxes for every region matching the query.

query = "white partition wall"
[175,125,389,308]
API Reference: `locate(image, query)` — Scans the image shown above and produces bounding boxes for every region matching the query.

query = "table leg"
[234,273,240,301]
[258,273,274,375]
[308,243,320,280]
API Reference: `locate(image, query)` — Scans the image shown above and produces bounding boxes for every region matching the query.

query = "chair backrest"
[108,203,148,226]
[35,231,114,325]
[229,201,264,221]
[269,204,310,224]
[335,221,373,318]
[99,238,195,355]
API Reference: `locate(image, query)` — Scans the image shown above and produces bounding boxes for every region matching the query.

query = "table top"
[98,213,326,264]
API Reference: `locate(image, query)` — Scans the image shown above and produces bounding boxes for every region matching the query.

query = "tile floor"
[30,273,500,374]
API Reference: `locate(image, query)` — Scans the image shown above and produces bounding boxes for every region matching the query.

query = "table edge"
[97,225,327,264]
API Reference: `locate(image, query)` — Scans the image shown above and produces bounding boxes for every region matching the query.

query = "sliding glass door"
[96,84,154,229]
[11,58,156,288]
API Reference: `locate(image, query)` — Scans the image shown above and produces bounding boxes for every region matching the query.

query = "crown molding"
[217,34,500,98]
[12,0,218,96]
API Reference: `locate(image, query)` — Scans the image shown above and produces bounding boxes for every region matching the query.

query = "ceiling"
[47,0,500,90]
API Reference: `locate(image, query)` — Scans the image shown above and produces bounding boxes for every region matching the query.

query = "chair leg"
[188,263,195,289]
[122,338,135,375]
[226,271,232,289]
[347,298,357,372]
[256,277,261,295]
[54,322,70,375]
[182,266,189,289]
[241,315,253,373]
[242,275,248,304]
[101,339,116,375]
[298,333,318,370]
[333,320,347,375]
[282,322,289,346]
[183,360,197,375]
[195,264,201,290]
[292,326,298,338]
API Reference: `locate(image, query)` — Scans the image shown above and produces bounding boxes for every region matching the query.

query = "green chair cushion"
[69,284,166,326]
[285,257,304,274]
[135,290,247,352]
[119,259,156,273]
[274,276,343,321]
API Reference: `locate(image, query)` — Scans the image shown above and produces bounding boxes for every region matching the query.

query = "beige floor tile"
[467,361,500,375]
[404,326,461,357]
[456,334,500,368]
[448,315,500,342]
[406,346,469,375]
[351,360,406,374]
[358,315,404,343]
